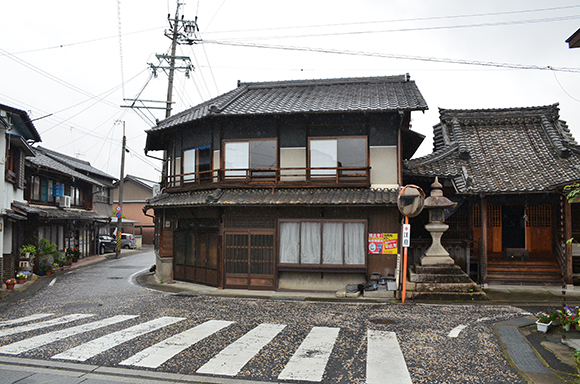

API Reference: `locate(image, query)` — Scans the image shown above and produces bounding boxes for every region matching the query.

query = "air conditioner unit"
[59,195,71,208]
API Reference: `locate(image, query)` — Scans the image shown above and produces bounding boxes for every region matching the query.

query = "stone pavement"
[3,252,580,384]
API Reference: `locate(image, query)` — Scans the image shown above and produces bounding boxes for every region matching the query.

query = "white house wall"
[370,146,398,188]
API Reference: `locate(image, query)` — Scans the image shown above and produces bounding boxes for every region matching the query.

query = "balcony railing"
[164,166,371,191]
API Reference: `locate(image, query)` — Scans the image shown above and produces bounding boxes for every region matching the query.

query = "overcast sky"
[1,0,579,182]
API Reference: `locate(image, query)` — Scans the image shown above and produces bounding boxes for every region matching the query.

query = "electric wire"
[203,39,580,73]
[552,71,580,103]
[117,0,126,100]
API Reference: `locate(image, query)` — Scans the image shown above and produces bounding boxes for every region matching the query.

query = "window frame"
[278,219,367,270]
[308,136,368,178]
[222,138,278,179]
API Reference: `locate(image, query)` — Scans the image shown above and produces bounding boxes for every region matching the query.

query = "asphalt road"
[0,250,530,383]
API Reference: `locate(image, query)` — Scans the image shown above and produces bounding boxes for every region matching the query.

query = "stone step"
[413,265,466,275]
[406,291,488,301]
[409,271,473,283]
[406,281,478,293]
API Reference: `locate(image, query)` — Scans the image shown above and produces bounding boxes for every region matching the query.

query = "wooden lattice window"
[472,205,501,228]
[526,205,551,227]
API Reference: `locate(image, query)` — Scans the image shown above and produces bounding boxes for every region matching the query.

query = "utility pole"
[115,122,126,259]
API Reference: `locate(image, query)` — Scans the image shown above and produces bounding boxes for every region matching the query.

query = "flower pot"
[38,270,45,276]
[564,323,572,332]
[536,320,552,333]
[45,270,52,276]
[16,278,25,284]
[5,283,15,290]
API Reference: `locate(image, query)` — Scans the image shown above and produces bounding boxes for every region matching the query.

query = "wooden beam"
[481,197,488,285]
[565,197,573,284]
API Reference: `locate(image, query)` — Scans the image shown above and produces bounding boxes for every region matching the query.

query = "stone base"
[363,290,395,299]
[406,264,487,301]
[421,255,454,266]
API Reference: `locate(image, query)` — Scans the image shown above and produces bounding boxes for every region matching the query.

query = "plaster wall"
[278,271,366,291]
[280,147,306,181]
[370,146,398,188]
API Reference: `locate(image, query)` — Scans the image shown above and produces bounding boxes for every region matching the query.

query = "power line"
[203,39,580,73]
[205,5,580,35]
[212,14,580,41]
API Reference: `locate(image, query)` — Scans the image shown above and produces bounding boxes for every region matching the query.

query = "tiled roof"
[12,201,109,221]
[404,104,580,194]
[27,147,104,187]
[148,75,428,132]
[145,188,398,209]
[0,103,41,142]
[38,146,117,182]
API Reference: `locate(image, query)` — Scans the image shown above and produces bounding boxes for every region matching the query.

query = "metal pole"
[402,216,409,303]
[115,122,126,258]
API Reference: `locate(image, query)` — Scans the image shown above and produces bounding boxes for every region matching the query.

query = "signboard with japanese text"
[368,233,398,254]
[402,224,411,247]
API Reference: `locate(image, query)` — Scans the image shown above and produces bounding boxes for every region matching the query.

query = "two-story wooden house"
[1,103,41,280]
[144,75,428,291]
[12,147,111,265]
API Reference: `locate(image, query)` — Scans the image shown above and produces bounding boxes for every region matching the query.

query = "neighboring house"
[144,75,428,290]
[112,174,157,244]
[37,146,117,220]
[567,27,580,48]
[0,104,41,280]
[12,147,111,270]
[404,104,580,286]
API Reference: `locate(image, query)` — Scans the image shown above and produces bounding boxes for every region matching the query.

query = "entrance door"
[173,231,219,286]
[502,205,525,249]
[224,231,275,290]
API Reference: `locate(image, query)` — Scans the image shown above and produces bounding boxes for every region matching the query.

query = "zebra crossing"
[0,313,413,383]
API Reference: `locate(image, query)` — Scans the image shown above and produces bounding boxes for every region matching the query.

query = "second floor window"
[183,145,211,182]
[309,137,367,177]
[224,139,277,178]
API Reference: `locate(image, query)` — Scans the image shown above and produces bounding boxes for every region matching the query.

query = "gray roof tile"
[405,104,580,194]
[149,75,428,132]
[145,187,398,209]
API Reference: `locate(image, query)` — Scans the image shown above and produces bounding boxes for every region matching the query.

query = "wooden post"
[565,197,573,284]
[481,197,488,285]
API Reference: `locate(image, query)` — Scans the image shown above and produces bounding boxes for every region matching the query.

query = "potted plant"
[536,310,556,333]
[16,271,30,284]
[5,278,16,290]
[19,244,36,258]
[558,306,577,332]
[44,262,54,276]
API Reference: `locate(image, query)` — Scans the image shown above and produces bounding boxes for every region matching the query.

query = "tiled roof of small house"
[27,147,104,187]
[148,75,428,132]
[144,188,398,209]
[38,146,117,183]
[12,201,109,221]
[404,104,580,194]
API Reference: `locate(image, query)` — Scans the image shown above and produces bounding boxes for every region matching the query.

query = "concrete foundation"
[278,271,366,291]
[155,254,173,283]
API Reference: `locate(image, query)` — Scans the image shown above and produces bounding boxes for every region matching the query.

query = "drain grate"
[369,318,396,325]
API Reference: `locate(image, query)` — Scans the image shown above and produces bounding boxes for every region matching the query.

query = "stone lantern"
[421,177,457,266]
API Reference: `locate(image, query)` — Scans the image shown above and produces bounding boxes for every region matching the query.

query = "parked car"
[98,235,116,254]
[120,233,136,249]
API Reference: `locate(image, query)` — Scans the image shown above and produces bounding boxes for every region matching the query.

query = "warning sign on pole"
[402,224,411,248]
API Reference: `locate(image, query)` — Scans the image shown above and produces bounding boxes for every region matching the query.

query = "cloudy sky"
[1,0,579,181]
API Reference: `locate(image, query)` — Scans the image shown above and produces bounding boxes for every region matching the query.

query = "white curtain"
[183,149,196,181]
[344,222,365,265]
[301,222,321,264]
[310,139,337,176]
[225,142,249,177]
[279,222,300,264]
[323,222,343,264]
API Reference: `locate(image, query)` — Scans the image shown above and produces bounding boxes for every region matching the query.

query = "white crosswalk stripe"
[278,326,340,382]
[0,314,53,327]
[366,330,412,384]
[0,314,94,338]
[196,323,286,376]
[0,315,138,355]
[119,319,234,368]
[51,316,185,361]
[0,313,414,382]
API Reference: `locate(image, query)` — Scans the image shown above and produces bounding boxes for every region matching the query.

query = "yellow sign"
[368,233,398,254]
